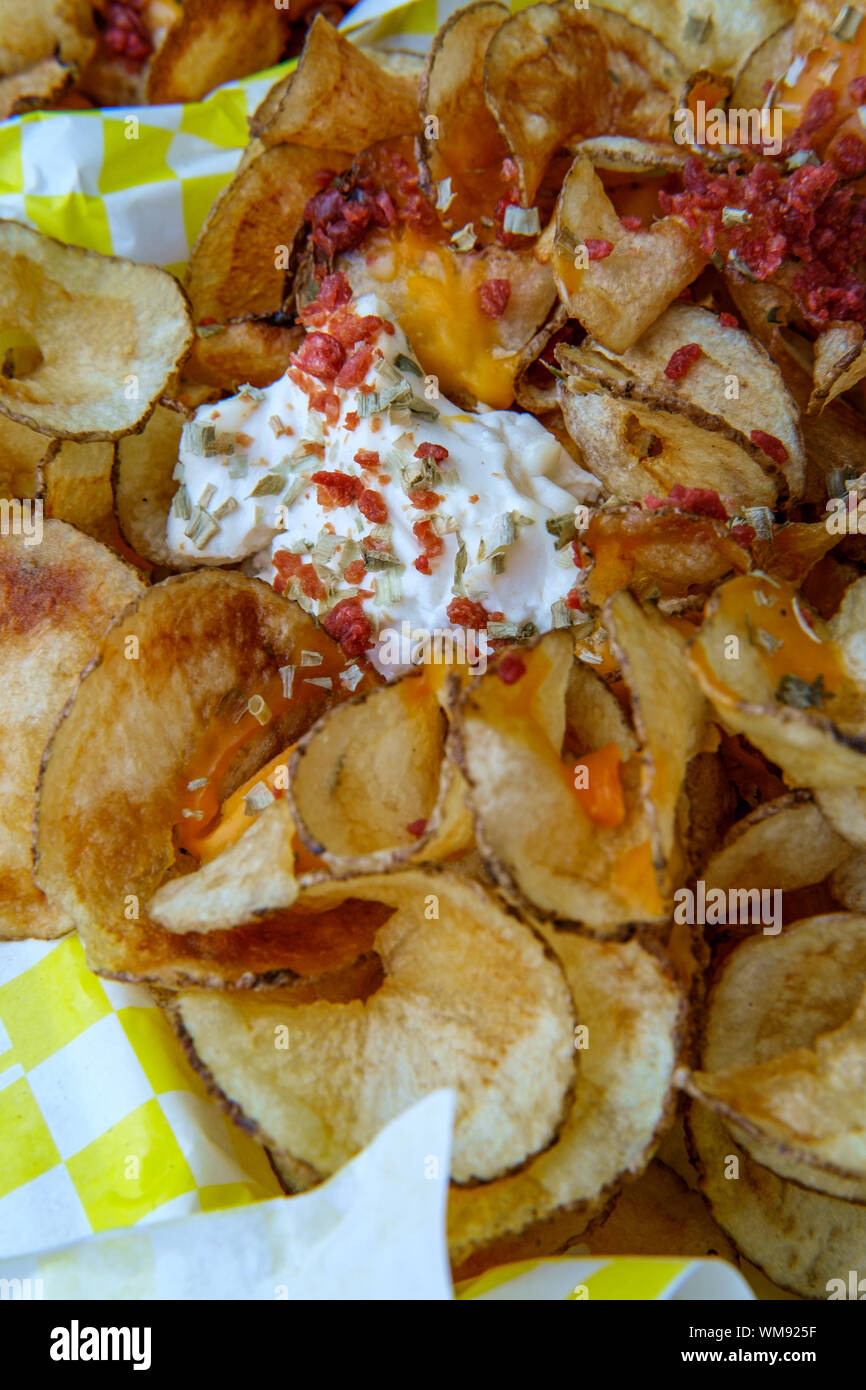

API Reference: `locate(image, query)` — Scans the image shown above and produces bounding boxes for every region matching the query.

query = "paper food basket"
[0,0,755,1302]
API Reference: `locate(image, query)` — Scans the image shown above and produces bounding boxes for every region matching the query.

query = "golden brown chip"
[0,413,50,498]
[730,24,794,109]
[146,0,288,105]
[557,304,806,507]
[0,221,193,439]
[483,1,682,204]
[112,403,187,568]
[168,869,577,1185]
[810,321,866,413]
[0,55,75,119]
[581,1160,737,1262]
[185,144,351,323]
[0,521,145,939]
[256,17,419,150]
[184,318,302,392]
[42,439,117,549]
[598,0,795,75]
[34,571,356,986]
[447,929,683,1268]
[702,793,850,897]
[289,671,473,874]
[0,0,95,76]
[552,155,705,354]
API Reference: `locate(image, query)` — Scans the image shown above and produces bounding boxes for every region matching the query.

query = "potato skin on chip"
[0,221,193,440]
[34,571,353,986]
[582,1159,737,1263]
[184,318,302,392]
[702,793,850,899]
[597,0,794,76]
[112,403,190,568]
[0,521,145,939]
[448,929,683,1269]
[146,0,288,105]
[168,870,577,1185]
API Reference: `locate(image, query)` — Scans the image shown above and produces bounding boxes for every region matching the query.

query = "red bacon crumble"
[406,818,428,838]
[412,519,444,559]
[496,653,526,685]
[565,589,583,611]
[447,597,489,629]
[413,442,449,462]
[358,489,388,523]
[827,131,866,180]
[310,470,364,508]
[851,76,866,105]
[103,1,152,66]
[335,343,374,389]
[730,524,757,548]
[291,332,345,382]
[664,342,703,380]
[321,597,374,657]
[408,489,443,510]
[354,448,380,468]
[478,278,511,319]
[309,389,340,425]
[272,551,326,600]
[719,312,739,328]
[749,429,789,464]
[344,559,367,585]
[585,238,614,261]
[344,411,360,431]
[643,484,729,521]
[414,554,432,574]
[620,215,643,232]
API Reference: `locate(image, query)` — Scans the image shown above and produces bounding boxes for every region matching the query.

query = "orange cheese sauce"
[770,19,866,145]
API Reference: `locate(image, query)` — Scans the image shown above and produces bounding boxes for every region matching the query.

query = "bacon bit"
[585,238,614,261]
[643,484,728,521]
[291,332,345,382]
[620,214,643,232]
[336,343,374,389]
[272,550,326,600]
[497,653,526,685]
[344,411,360,431]
[358,489,388,523]
[234,432,252,448]
[413,442,449,461]
[321,597,374,657]
[468,494,479,503]
[408,489,443,510]
[571,537,583,568]
[750,429,789,464]
[305,272,352,319]
[299,568,326,599]
[414,554,431,574]
[288,366,313,395]
[199,317,218,327]
[370,417,382,434]
[344,558,367,585]
[406,818,427,838]
[850,76,866,106]
[664,342,703,380]
[478,278,511,319]
[565,589,583,611]
[353,448,380,468]
[310,470,364,508]
[719,312,739,328]
[413,519,444,559]
[328,309,388,349]
[730,523,756,548]
[828,131,866,180]
[791,87,838,148]
[447,597,489,630]
[103,1,152,65]
[309,389,340,425]
[377,474,390,487]
[363,534,391,553]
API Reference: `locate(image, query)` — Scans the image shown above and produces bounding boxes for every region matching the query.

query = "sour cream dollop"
[165,276,601,674]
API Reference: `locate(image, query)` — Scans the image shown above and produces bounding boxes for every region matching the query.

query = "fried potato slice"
[566,135,687,175]
[0,221,193,439]
[112,403,188,568]
[289,671,473,874]
[169,869,577,1185]
[688,573,866,788]
[185,144,351,323]
[810,321,866,413]
[483,2,682,204]
[0,521,145,939]
[184,318,302,392]
[730,23,794,109]
[702,793,850,896]
[597,0,795,75]
[258,16,418,150]
[146,0,288,104]
[830,850,866,911]
[558,303,806,507]
[552,155,705,354]
[688,1103,866,1300]
[0,55,75,119]
[448,930,683,1269]
[42,439,118,549]
[34,571,354,986]
[817,784,866,849]
[582,1159,737,1262]
[576,504,749,610]
[0,413,50,498]
[452,627,674,931]
[148,797,298,933]
[0,0,95,76]
[687,913,866,1198]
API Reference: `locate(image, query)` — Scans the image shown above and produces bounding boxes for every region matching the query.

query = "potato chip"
[702,793,850,896]
[0,221,193,439]
[817,784,866,849]
[452,628,668,931]
[34,571,355,986]
[185,144,351,323]
[169,869,577,1185]
[112,403,188,568]
[729,24,794,109]
[810,321,866,413]
[148,797,299,933]
[42,439,118,548]
[0,413,50,498]
[688,1102,866,1300]
[557,304,806,507]
[0,55,75,119]
[581,1159,737,1262]
[256,17,418,150]
[483,2,682,204]
[596,0,795,75]
[289,670,473,874]
[566,135,687,176]
[146,0,288,105]
[185,318,302,392]
[0,0,95,76]
[551,154,705,355]
[448,929,683,1269]
[689,573,866,788]
[0,521,144,939]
